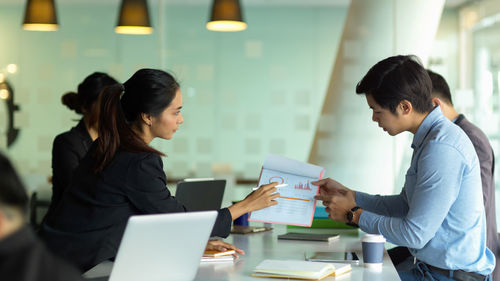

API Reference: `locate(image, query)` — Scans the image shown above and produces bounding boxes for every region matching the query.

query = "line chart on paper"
[269,176,285,185]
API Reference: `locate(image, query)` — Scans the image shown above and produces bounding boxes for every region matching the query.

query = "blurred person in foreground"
[0,153,83,281]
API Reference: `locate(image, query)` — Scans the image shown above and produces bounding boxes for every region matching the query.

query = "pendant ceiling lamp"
[115,0,153,35]
[22,0,58,31]
[206,0,247,32]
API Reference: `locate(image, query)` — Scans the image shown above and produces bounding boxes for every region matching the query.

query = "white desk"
[194,226,401,281]
[85,225,401,281]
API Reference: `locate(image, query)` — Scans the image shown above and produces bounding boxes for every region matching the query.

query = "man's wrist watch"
[346,206,361,227]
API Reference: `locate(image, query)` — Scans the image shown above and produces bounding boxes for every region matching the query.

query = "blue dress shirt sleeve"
[358,142,465,249]
[356,191,409,217]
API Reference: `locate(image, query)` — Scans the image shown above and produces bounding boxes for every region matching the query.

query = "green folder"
[287,218,358,229]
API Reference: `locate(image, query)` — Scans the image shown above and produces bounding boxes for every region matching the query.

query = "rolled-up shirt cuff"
[355,191,371,207]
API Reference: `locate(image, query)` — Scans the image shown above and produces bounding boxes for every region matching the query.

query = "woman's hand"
[228,182,280,220]
[206,240,245,257]
[243,182,280,211]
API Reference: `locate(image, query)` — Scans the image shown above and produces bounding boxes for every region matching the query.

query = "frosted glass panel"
[0,3,347,181]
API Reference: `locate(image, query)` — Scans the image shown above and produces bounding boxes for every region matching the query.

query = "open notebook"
[251,259,351,280]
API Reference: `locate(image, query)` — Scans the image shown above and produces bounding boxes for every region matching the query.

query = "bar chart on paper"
[249,154,324,226]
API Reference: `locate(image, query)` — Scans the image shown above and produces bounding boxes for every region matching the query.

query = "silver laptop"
[175,179,226,211]
[108,211,217,281]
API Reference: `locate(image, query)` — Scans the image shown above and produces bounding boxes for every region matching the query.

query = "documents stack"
[200,250,235,263]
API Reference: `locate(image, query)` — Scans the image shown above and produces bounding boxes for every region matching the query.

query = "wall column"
[309,0,444,194]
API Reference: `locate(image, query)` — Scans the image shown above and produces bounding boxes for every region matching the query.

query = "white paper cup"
[361,234,386,268]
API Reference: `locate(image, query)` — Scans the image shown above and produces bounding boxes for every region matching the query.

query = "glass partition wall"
[456,0,500,190]
[472,17,500,187]
[459,0,500,227]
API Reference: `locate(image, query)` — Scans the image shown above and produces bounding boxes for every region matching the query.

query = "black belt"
[425,264,488,281]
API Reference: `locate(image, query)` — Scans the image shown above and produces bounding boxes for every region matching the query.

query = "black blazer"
[48,120,92,217]
[40,146,232,272]
[0,226,83,281]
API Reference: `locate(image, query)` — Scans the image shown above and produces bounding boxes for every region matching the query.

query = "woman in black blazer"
[40,69,279,272]
[48,73,118,218]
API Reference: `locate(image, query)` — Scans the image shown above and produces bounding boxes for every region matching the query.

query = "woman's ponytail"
[93,84,128,172]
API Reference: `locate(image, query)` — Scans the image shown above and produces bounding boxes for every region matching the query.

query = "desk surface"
[196,226,401,281]
[85,225,401,281]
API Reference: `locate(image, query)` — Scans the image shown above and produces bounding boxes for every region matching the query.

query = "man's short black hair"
[356,55,433,115]
[0,153,28,216]
[426,69,453,105]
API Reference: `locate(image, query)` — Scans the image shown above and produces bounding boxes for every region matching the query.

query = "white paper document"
[249,154,325,226]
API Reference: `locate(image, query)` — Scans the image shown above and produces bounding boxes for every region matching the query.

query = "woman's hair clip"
[119,84,125,100]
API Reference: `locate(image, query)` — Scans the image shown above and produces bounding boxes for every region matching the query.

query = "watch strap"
[346,206,361,228]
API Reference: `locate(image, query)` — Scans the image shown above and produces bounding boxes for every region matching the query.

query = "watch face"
[346,211,353,222]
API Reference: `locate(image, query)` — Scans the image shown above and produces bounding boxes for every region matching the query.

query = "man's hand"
[312,178,355,199]
[312,178,357,223]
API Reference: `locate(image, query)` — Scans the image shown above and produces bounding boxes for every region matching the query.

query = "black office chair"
[29,191,51,230]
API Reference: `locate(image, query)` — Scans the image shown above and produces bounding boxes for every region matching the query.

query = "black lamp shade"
[115,0,153,34]
[207,0,247,32]
[22,0,58,31]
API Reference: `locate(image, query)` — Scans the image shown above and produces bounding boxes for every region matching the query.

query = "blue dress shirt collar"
[411,106,442,150]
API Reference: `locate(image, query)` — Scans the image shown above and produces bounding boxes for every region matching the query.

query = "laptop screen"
[175,179,226,211]
[109,212,217,281]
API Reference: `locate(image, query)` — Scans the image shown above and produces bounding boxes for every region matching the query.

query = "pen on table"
[252,184,288,190]
[251,227,267,232]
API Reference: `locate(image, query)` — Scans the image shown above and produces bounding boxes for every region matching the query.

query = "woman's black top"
[48,120,92,217]
[40,145,232,272]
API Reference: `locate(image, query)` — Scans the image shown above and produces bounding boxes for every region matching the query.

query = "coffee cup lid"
[361,234,386,243]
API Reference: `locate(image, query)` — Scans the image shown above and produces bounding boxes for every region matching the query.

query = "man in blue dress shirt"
[314,55,495,281]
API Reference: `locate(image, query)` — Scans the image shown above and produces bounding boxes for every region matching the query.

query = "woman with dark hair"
[49,72,118,215]
[40,69,279,272]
